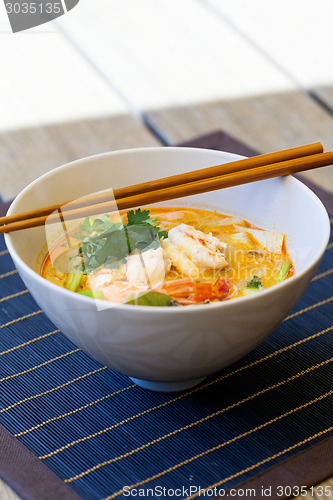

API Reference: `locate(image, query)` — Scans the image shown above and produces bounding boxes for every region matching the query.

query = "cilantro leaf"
[93,229,129,264]
[126,225,160,253]
[97,222,123,238]
[74,231,84,240]
[246,275,262,289]
[80,217,92,232]
[126,209,151,226]
[158,230,168,239]
[125,209,167,241]
[76,209,168,275]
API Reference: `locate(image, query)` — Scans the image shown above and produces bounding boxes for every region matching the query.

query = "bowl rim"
[5,146,331,314]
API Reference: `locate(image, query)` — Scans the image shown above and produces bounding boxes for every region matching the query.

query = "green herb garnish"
[246,275,262,289]
[126,209,168,239]
[274,262,291,283]
[65,271,84,292]
[75,209,167,274]
[77,289,105,300]
[124,291,175,307]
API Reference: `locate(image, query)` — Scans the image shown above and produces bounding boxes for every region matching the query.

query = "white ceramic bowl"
[5,147,330,392]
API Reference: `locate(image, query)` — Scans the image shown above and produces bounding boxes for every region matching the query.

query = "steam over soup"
[41,207,294,306]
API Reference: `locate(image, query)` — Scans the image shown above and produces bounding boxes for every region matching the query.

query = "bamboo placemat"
[0,132,332,500]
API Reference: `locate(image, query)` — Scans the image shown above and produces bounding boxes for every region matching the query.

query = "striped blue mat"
[0,221,332,500]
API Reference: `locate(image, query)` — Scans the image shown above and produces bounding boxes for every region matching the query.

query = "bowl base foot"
[129,376,206,392]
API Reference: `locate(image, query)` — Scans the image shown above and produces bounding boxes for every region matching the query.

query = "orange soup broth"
[41,207,294,300]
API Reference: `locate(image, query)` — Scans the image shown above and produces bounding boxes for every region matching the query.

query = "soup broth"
[41,207,293,306]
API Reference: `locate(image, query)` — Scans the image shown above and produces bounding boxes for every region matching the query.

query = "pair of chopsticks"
[1,142,332,234]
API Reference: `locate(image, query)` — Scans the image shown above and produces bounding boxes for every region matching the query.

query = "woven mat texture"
[0,220,332,500]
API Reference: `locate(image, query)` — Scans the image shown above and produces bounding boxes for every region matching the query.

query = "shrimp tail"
[155,277,230,305]
[212,278,230,300]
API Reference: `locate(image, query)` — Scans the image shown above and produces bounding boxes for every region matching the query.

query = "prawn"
[162,224,228,279]
[155,277,230,305]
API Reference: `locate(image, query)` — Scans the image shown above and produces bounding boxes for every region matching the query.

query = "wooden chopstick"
[1,149,332,234]
[0,142,323,227]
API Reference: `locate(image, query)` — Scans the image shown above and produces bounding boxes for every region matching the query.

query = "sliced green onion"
[274,262,291,283]
[65,271,84,292]
[124,291,174,306]
[77,289,105,300]
[246,275,261,289]
[243,288,260,295]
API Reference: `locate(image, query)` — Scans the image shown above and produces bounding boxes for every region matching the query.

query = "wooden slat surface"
[0,114,160,201]
[315,86,333,113]
[56,0,294,110]
[0,26,127,132]
[205,0,333,115]
[146,91,333,192]
[0,483,20,500]
[295,478,333,500]
[205,0,333,95]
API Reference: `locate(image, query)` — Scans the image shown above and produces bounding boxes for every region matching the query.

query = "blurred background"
[1,0,333,200]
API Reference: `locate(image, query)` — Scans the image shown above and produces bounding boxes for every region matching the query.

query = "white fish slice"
[233,225,285,254]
